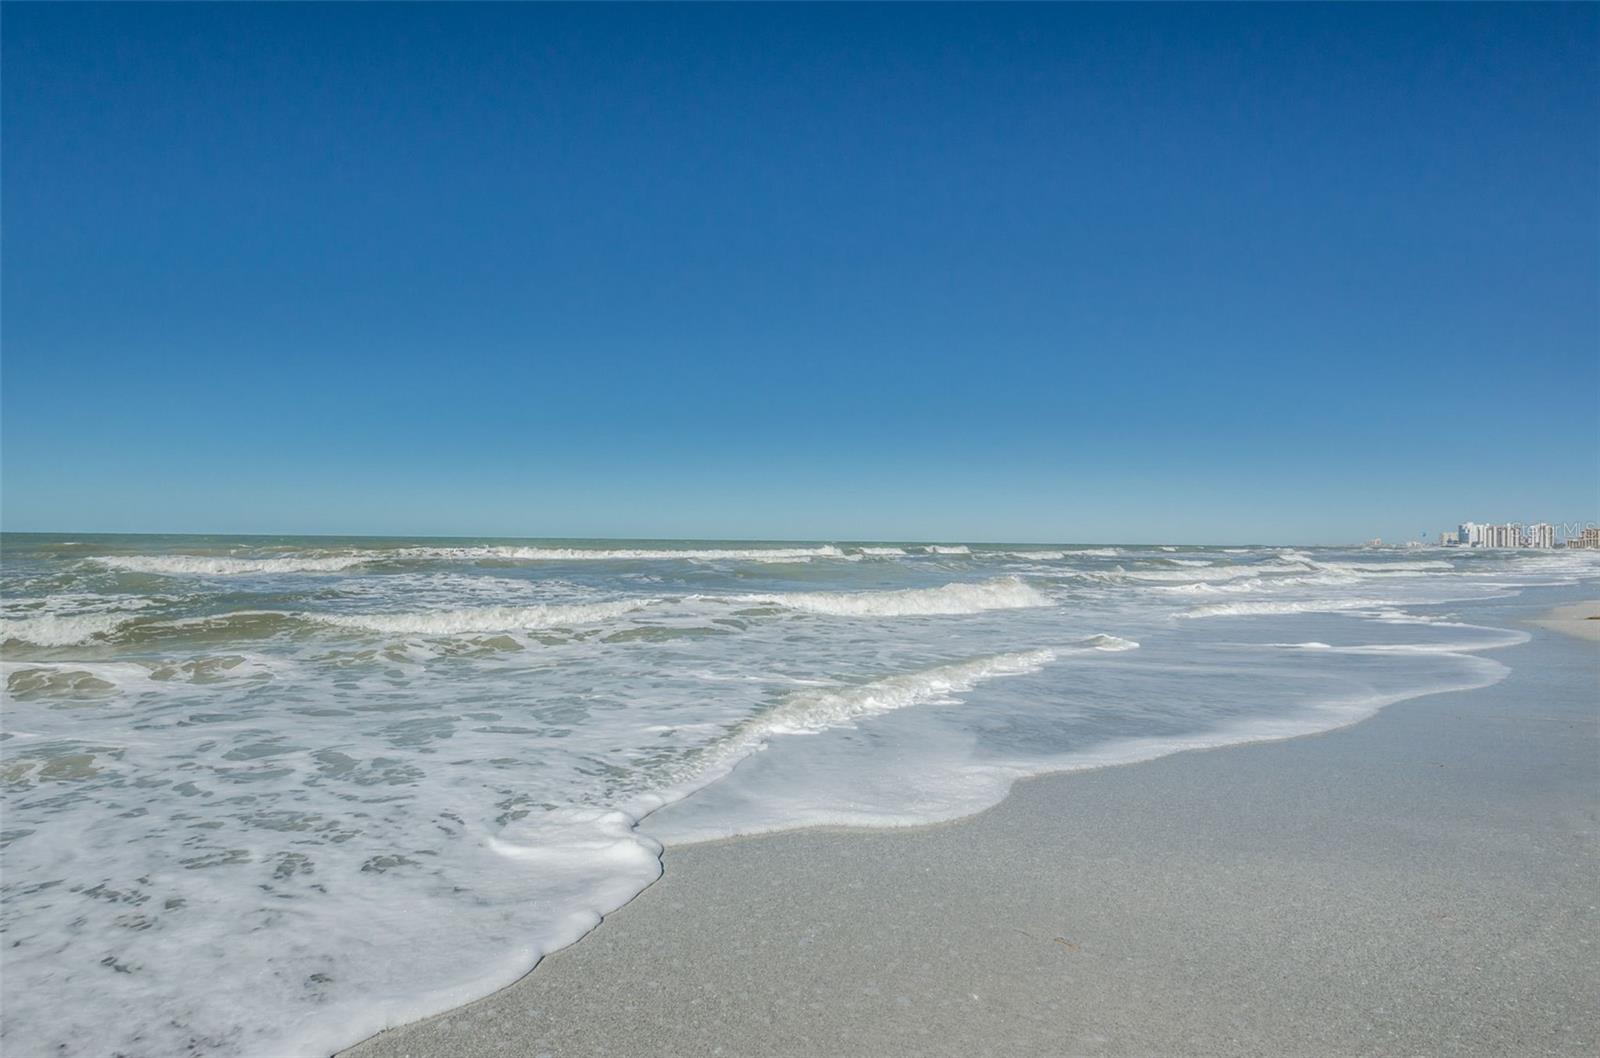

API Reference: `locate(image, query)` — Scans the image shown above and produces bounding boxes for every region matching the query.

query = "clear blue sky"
[3,3,1596,544]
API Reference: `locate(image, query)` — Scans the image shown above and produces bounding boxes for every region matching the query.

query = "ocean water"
[2,534,1595,1056]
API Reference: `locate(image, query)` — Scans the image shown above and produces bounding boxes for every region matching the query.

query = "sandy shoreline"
[1530,599,1600,642]
[343,609,1599,1057]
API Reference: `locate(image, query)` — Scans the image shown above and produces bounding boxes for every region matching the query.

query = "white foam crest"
[1178,597,1401,618]
[922,545,972,555]
[638,645,1080,836]
[1156,572,1362,595]
[855,546,909,557]
[1306,559,1456,573]
[1119,563,1300,584]
[735,577,1051,617]
[643,630,1516,847]
[312,599,653,636]
[747,648,1058,738]
[1074,633,1141,652]
[1281,625,1532,655]
[1,612,129,646]
[95,554,371,576]
[405,544,847,563]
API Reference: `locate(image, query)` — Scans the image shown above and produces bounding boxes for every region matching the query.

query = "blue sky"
[3,4,1596,544]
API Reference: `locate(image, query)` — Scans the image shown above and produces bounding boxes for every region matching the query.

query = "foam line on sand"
[342,619,1599,1058]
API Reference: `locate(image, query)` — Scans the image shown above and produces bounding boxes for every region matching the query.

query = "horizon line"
[0,527,1517,549]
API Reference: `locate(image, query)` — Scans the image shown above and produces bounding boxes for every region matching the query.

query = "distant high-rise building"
[1575,527,1600,550]
[1479,523,1524,548]
[1448,520,1571,548]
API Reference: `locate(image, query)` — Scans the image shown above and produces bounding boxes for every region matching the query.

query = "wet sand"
[343,614,1599,1058]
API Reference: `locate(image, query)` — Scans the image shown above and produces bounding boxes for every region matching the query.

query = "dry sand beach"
[345,599,1600,1058]
[1533,601,1600,643]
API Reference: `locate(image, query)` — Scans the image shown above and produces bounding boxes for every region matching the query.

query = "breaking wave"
[407,545,848,563]
[1304,559,1455,573]
[1073,633,1140,652]
[3,600,656,645]
[738,648,1058,739]
[1179,598,1403,618]
[90,545,855,576]
[1,612,129,647]
[736,576,1051,617]
[313,600,654,636]
[94,554,373,576]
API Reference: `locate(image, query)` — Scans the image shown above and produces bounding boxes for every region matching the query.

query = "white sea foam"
[1075,633,1141,651]
[1306,559,1455,573]
[90,545,856,575]
[1313,626,1532,655]
[312,599,653,636]
[95,554,373,576]
[643,626,1516,846]
[1,612,130,646]
[1179,597,1402,618]
[922,545,972,555]
[1156,572,1362,595]
[406,544,848,563]
[738,648,1058,738]
[1119,563,1300,584]
[736,576,1051,617]
[0,593,177,646]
